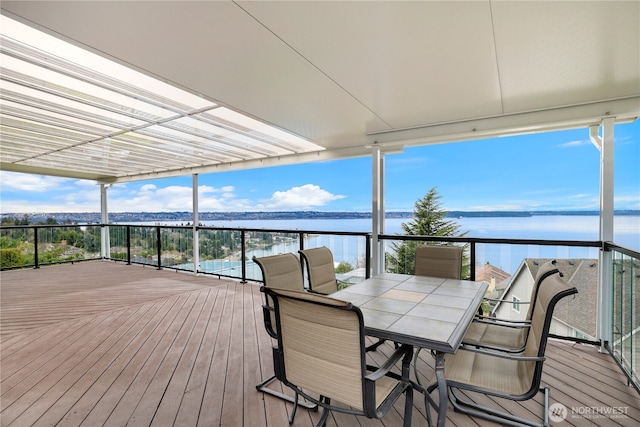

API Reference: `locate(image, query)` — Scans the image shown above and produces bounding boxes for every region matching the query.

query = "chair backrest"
[522,271,577,391]
[253,253,304,291]
[253,253,304,338]
[507,260,560,348]
[524,259,559,321]
[414,245,463,279]
[267,287,367,411]
[299,246,338,294]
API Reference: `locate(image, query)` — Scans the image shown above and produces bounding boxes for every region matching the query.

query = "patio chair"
[427,271,577,427]
[265,287,415,427]
[462,260,559,352]
[253,254,316,414]
[414,244,463,279]
[299,246,347,294]
[298,246,387,353]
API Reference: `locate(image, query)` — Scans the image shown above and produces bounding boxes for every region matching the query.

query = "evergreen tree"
[386,187,469,276]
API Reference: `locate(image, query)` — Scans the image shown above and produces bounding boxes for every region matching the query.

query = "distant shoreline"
[1,210,638,224]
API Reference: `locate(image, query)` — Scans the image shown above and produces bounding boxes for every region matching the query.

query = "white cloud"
[105,184,253,212]
[0,171,74,192]
[615,193,640,209]
[558,139,589,148]
[140,184,157,192]
[259,184,345,210]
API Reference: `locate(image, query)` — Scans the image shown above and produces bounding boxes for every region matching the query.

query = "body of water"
[194,215,639,251]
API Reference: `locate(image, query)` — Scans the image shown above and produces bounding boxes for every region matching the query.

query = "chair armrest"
[260,285,278,339]
[365,344,413,382]
[458,343,545,362]
[483,297,531,305]
[473,317,531,328]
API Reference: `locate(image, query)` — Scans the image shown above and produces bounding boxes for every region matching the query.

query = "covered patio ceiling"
[1,1,639,184]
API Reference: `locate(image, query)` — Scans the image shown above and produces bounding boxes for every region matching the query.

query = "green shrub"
[1,248,25,268]
[335,261,353,273]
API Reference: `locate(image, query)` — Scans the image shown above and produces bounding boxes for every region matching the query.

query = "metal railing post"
[126,225,131,265]
[33,226,39,269]
[469,242,476,280]
[240,230,247,283]
[156,227,162,270]
[365,235,371,279]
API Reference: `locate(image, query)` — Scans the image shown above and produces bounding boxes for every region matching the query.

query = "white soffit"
[0,14,324,182]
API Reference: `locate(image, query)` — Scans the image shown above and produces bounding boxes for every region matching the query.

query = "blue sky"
[1,121,638,214]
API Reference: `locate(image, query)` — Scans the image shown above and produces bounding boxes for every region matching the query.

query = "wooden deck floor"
[1,261,638,427]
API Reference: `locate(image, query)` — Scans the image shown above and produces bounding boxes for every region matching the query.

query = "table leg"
[434,351,447,427]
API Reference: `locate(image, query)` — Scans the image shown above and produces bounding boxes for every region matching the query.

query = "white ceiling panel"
[492,1,640,112]
[239,1,504,128]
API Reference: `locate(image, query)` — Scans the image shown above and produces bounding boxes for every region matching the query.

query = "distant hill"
[1,210,638,225]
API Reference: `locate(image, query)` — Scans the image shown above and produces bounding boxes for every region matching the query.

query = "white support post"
[379,151,386,271]
[590,118,615,351]
[371,146,385,275]
[100,184,110,259]
[192,174,199,275]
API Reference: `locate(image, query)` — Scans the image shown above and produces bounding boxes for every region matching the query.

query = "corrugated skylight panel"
[162,115,293,157]
[132,125,261,160]
[0,79,149,129]
[1,15,215,112]
[203,107,321,152]
[0,14,324,181]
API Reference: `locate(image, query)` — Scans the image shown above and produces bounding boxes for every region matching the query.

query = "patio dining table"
[330,273,488,427]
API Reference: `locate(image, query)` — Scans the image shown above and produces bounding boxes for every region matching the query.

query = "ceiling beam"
[367,97,640,148]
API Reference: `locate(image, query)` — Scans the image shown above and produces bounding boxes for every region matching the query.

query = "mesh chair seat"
[444,347,535,396]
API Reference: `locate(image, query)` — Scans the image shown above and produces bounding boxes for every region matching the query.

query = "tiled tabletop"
[331,273,488,353]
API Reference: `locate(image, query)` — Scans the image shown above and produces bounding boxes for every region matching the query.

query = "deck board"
[1,261,638,427]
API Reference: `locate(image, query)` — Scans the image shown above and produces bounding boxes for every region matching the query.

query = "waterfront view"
[145,214,638,278]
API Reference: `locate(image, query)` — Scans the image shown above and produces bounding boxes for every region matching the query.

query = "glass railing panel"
[1,225,103,268]
[611,248,638,388]
[303,233,369,285]
[108,225,129,262]
[473,242,601,341]
[0,226,34,268]
[128,225,158,266]
[36,225,102,265]
[194,228,252,278]
[382,237,602,342]
[244,230,301,281]
[159,227,193,270]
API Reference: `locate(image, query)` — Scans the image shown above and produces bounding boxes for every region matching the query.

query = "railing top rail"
[197,225,372,237]
[5,223,637,253]
[604,242,640,259]
[378,234,603,248]
[0,224,102,230]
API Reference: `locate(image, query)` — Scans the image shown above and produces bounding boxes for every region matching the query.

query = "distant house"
[474,262,511,298]
[493,258,597,340]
